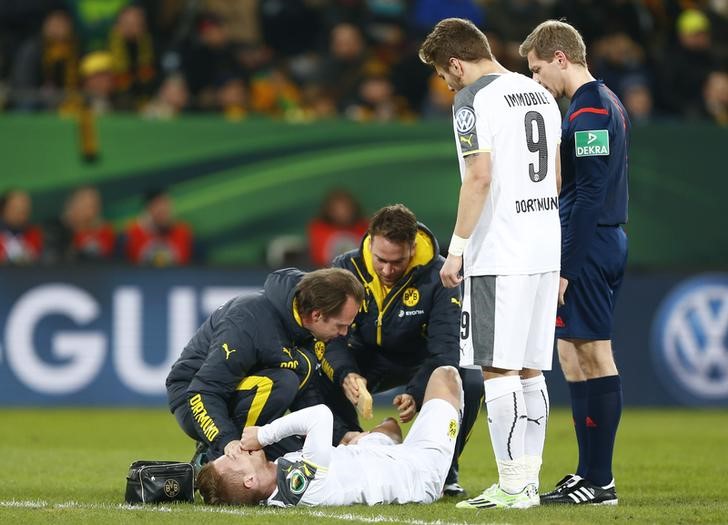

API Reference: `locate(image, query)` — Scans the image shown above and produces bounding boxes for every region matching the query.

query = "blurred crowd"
[0,184,373,268]
[0,186,195,266]
[0,0,726,124]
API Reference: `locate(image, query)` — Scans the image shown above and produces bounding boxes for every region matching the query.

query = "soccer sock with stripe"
[484,375,527,493]
[568,380,589,478]
[585,375,622,486]
[521,374,549,488]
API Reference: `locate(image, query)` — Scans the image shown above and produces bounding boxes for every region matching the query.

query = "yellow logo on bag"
[403,287,420,307]
[164,479,180,497]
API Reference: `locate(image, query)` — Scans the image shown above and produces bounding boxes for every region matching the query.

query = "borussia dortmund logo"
[403,287,420,307]
[314,340,326,360]
[163,479,180,498]
[448,419,458,439]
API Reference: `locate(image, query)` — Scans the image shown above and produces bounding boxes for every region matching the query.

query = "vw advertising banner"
[1,267,726,406]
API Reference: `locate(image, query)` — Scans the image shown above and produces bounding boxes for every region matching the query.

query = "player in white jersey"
[419,18,562,509]
[196,366,462,507]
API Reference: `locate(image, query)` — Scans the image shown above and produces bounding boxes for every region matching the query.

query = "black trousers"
[174,368,303,460]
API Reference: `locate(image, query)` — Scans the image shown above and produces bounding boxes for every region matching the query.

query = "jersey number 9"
[524,111,547,182]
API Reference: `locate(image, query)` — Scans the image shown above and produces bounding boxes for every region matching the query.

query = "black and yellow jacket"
[166,268,317,456]
[326,223,461,407]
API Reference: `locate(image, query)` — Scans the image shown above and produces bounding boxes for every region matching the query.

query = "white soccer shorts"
[460,272,558,371]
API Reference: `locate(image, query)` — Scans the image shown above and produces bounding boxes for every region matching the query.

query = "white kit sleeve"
[256,405,334,469]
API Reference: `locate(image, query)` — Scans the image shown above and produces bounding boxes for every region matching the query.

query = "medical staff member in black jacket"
[166,267,364,464]
[318,204,483,497]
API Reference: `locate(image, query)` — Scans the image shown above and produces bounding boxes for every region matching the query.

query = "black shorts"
[556,226,628,340]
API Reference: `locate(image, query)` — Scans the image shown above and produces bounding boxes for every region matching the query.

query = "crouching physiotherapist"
[317,204,484,496]
[166,267,364,464]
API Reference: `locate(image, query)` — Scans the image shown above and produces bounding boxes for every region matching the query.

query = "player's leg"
[572,339,622,488]
[421,364,463,409]
[557,338,589,481]
[444,367,484,496]
[543,227,626,505]
[456,275,538,509]
[518,269,559,492]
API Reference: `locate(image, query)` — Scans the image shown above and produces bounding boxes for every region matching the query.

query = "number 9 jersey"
[452,73,562,277]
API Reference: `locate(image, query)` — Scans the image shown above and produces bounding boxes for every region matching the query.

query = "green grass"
[1,407,726,524]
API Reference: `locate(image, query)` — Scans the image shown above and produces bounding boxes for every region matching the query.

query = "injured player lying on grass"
[196,366,463,506]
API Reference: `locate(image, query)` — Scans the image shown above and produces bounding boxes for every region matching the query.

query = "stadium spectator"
[248,63,302,118]
[196,365,462,506]
[166,267,364,468]
[123,187,194,266]
[143,73,190,118]
[66,0,131,53]
[485,0,551,73]
[702,69,728,125]
[591,32,651,102]
[664,8,716,118]
[316,23,373,113]
[307,188,368,268]
[180,12,245,112]
[421,18,561,509]
[0,189,43,265]
[109,5,157,110]
[10,9,79,111]
[621,75,655,124]
[80,51,115,114]
[319,204,483,497]
[520,19,629,506]
[43,185,115,263]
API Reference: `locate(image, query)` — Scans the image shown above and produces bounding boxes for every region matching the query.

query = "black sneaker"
[443,482,467,497]
[541,477,618,505]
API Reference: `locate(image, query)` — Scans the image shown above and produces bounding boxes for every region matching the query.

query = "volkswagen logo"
[651,275,728,405]
[455,107,476,134]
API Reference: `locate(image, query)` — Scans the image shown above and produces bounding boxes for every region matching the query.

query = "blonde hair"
[196,462,266,505]
[419,18,493,69]
[519,20,587,66]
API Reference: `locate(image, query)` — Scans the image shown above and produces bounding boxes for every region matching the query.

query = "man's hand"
[440,254,463,288]
[342,372,366,405]
[340,431,369,445]
[240,426,262,451]
[559,277,569,306]
[224,439,244,458]
[393,393,416,423]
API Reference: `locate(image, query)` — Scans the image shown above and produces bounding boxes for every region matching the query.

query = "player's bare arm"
[440,152,492,288]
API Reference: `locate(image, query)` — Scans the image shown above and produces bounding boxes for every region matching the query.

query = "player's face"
[527,50,564,99]
[215,449,265,473]
[307,295,360,342]
[370,235,414,287]
[435,63,466,93]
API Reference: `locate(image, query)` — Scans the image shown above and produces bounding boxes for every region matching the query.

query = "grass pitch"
[1,406,726,524]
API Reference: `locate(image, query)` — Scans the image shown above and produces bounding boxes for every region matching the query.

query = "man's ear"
[243,473,256,489]
[449,57,463,76]
[554,50,568,68]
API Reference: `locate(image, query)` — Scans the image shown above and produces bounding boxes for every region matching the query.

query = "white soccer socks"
[521,374,549,489]
[484,375,528,494]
